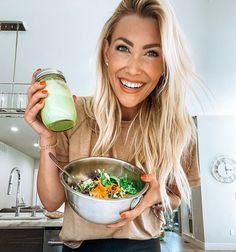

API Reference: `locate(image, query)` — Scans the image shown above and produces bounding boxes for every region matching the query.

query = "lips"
[120,79,144,89]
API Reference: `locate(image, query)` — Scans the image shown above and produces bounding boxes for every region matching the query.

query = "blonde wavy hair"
[86,0,197,210]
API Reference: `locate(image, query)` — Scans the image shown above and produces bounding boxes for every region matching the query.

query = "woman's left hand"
[106,173,161,228]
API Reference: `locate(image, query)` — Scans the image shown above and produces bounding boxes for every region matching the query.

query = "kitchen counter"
[0,216,63,228]
[0,209,63,252]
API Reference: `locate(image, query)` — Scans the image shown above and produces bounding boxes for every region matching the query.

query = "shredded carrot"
[90,181,107,198]
[90,180,124,199]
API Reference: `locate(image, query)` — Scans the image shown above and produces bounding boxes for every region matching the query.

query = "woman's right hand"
[24,69,55,139]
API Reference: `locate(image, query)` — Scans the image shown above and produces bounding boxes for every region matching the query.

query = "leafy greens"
[71,169,143,199]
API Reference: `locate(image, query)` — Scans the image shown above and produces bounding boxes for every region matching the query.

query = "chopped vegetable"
[70,169,143,199]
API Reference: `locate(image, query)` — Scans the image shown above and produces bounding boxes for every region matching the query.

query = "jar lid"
[35,68,66,81]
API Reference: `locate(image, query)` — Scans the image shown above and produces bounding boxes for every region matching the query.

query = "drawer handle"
[48,240,64,246]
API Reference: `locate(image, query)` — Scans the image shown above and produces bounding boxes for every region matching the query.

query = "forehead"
[111,14,161,44]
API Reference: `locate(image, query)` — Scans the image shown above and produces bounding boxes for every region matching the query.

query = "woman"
[25,0,200,251]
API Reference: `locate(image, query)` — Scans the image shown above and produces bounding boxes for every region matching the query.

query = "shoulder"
[66,96,94,137]
[182,140,197,169]
[182,140,201,187]
[76,96,93,110]
[75,96,93,121]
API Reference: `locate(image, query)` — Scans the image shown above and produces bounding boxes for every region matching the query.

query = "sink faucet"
[7,167,23,217]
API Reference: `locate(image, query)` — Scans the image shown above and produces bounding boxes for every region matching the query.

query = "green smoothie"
[36,69,77,132]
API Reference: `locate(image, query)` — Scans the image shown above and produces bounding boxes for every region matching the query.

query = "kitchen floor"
[161,231,232,252]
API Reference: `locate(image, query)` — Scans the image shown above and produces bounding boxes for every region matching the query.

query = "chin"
[119,99,139,109]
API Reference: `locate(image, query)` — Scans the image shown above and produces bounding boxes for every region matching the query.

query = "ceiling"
[0,117,39,159]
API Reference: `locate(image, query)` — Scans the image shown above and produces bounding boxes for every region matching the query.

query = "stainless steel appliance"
[43,227,63,252]
[57,155,148,224]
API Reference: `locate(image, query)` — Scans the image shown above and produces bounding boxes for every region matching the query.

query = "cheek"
[147,67,163,84]
[107,64,120,88]
[150,61,163,79]
[108,50,128,71]
[107,64,118,81]
[108,60,125,81]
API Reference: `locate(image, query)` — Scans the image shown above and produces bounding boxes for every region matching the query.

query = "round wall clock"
[211,156,236,183]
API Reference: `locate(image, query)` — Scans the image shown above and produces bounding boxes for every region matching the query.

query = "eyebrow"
[114,37,161,49]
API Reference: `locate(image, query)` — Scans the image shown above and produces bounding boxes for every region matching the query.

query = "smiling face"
[103,14,163,120]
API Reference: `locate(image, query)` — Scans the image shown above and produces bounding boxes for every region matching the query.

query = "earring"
[105,61,109,66]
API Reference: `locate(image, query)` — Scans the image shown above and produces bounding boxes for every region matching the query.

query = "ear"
[103,39,110,64]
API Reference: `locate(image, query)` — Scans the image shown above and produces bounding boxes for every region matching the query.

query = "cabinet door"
[0,228,44,252]
[44,227,63,252]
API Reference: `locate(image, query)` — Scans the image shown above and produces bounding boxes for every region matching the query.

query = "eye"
[145,50,159,57]
[115,45,129,53]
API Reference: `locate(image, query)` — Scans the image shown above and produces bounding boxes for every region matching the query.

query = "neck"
[121,106,138,121]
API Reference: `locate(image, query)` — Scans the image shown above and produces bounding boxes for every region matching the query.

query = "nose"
[125,56,142,76]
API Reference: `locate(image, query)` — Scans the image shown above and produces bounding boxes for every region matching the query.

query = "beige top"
[55,96,200,248]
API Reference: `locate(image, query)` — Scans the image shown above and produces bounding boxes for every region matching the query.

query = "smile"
[120,79,144,89]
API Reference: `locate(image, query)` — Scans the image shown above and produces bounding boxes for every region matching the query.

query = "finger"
[118,208,141,221]
[28,68,43,99]
[140,173,156,182]
[31,68,42,84]
[24,100,45,127]
[24,100,53,136]
[135,185,161,210]
[106,219,129,228]
[134,194,153,211]
[72,95,77,103]
[27,87,48,111]
[27,81,46,101]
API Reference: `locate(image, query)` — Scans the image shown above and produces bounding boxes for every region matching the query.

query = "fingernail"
[121,213,126,219]
[41,90,48,94]
[141,174,148,180]
[38,100,43,104]
[40,81,46,85]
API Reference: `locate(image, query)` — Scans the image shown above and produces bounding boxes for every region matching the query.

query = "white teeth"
[121,79,143,89]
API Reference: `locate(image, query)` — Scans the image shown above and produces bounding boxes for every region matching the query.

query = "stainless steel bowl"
[60,157,149,224]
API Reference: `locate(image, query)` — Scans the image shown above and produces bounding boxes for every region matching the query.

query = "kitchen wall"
[0,141,35,209]
[172,0,236,116]
[173,1,236,249]
[171,0,209,115]
[196,116,236,250]
[181,117,236,251]
[204,0,236,115]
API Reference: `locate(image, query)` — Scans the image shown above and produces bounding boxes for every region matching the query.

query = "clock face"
[211,156,236,183]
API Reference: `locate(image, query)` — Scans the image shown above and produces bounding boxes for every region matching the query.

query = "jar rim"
[35,68,65,81]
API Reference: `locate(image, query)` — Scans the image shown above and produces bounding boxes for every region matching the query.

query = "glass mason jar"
[35,68,77,131]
